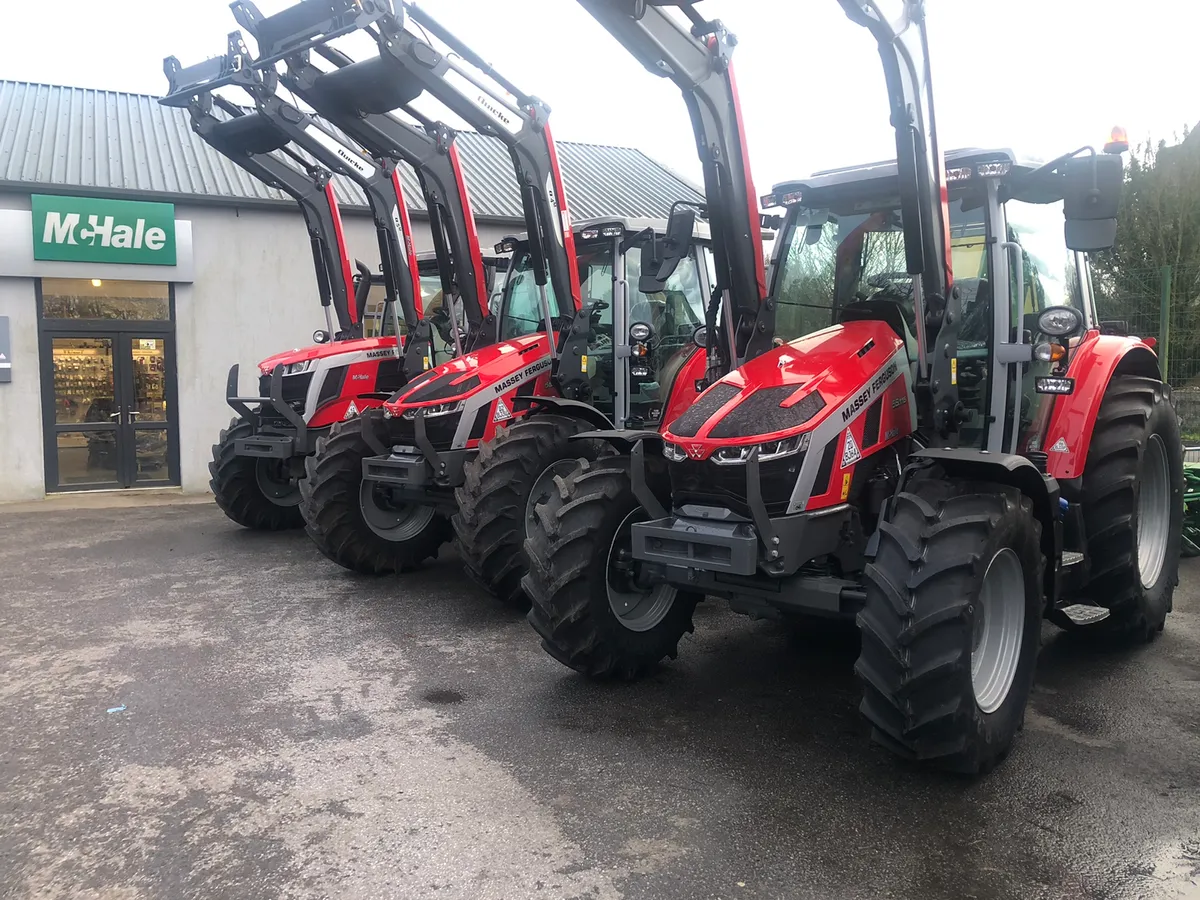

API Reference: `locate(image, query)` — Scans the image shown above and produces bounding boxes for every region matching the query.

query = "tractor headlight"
[282,359,314,375]
[401,400,464,420]
[1037,305,1083,337]
[712,433,809,465]
[663,442,688,462]
[629,321,653,342]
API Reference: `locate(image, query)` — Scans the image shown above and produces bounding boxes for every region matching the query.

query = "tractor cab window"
[575,241,617,409]
[499,249,564,341]
[1004,198,1084,319]
[362,284,404,339]
[1003,197,1087,454]
[625,243,706,424]
[771,196,994,442]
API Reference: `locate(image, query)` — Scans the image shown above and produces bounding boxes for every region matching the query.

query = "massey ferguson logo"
[687,444,706,460]
[492,357,551,395]
[365,349,395,359]
[841,361,899,423]
[42,211,167,251]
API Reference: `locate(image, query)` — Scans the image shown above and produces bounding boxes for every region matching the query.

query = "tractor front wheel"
[209,416,304,531]
[523,457,700,679]
[856,474,1043,774]
[1073,375,1183,641]
[452,415,609,608]
[300,412,450,574]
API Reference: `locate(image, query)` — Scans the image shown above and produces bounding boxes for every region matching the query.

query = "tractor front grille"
[259,371,313,408]
[668,452,805,518]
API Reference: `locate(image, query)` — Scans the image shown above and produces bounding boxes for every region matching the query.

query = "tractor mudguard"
[903,448,1059,603]
[569,428,660,451]
[513,396,614,432]
[1042,333,1161,482]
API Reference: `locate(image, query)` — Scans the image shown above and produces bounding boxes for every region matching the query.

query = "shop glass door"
[44,333,178,490]
[48,336,122,488]
[122,335,172,485]
[40,278,179,492]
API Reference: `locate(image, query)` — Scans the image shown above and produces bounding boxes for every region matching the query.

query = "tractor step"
[1057,603,1111,626]
[1061,551,1084,567]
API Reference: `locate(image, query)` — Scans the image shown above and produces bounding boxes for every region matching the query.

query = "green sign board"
[31,194,176,266]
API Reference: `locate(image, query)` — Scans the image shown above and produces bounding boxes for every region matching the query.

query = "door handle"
[108,412,121,419]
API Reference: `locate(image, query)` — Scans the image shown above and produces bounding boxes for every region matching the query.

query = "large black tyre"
[209,416,304,531]
[523,456,700,679]
[452,415,609,608]
[1072,375,1183,641]
[856,475,1044,774]
[299,412,450,575]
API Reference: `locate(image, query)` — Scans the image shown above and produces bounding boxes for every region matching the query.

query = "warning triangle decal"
[841,430,862,468]
[1049,436,1069,453]
[493,397,512,423]
[344,401,359,420]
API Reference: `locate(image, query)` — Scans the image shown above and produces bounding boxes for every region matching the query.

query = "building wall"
[0,277,42,500]
[0,192,513,502]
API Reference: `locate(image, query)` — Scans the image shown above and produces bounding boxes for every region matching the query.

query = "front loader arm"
[233,0,587,397]
[162,44,356,338]
[278,49,492,350]
[575,1,770,372]
[838,0,958,438]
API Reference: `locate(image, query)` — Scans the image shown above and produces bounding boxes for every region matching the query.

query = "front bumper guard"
[359,407,469,494]
[226,362,314,456]
[627,437,849,578]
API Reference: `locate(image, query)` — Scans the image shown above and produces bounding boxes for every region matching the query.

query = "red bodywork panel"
[662,320,914,515]
[384,334,551,414]
[257,336,399,374]
[663,321,907,450]
[660,348,707,427]
[1042,330,1160,480]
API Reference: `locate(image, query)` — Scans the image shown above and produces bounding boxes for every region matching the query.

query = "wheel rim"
[525,459,579,539]
[971,547,1025,715]
[1137,433,1170,590]
[606,509,676,633]
[255,458,300,507]
[359,480,437,542]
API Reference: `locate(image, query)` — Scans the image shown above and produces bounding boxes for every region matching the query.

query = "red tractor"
[524,0,1181,774]
[162,17,497,531]
[257,0,769,605]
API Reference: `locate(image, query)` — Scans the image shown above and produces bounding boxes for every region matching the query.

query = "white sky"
[1,1,1195,195]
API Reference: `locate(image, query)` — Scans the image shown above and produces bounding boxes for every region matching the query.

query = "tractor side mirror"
[1063,153,1122,252]
[639,206,695,294]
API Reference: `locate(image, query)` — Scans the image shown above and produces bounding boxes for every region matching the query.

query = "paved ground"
[1,500,1198,900]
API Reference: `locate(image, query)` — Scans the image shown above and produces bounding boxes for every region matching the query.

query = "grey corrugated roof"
[0,80,703,221]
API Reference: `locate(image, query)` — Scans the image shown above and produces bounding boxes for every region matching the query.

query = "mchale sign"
[32,195,177,266]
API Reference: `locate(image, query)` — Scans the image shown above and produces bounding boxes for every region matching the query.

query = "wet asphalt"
[0,499,1197,900]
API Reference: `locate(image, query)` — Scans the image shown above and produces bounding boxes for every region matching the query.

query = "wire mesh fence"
[1094,263,1200,437]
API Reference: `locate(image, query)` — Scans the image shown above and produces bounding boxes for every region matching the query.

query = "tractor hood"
[663,320,907,451]
[257,336,399,374]
[383,333,552,413]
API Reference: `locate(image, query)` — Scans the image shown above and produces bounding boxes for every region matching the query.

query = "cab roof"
[768,147,1056,210]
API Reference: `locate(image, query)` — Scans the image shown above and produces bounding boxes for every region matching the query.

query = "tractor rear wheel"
[1073,376,1183,641]
[209,416,304,531]
[300,412,450,574]
[856,474,1043,774]
[523,456,700,679]
[452,415,609,608]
